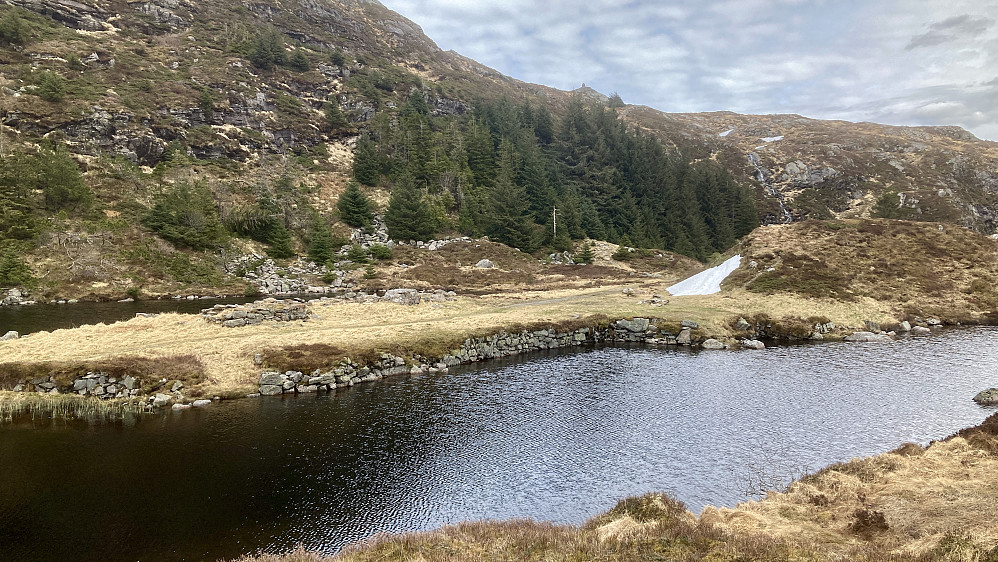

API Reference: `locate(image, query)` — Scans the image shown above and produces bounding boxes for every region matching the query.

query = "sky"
[378,0,998,141]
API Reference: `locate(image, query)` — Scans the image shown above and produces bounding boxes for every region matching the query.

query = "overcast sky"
[379,0,998,141]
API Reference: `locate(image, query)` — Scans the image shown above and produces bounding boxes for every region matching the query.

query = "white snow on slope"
[718,128,735,137]
[760,135,784,142]
[666,255,742,296]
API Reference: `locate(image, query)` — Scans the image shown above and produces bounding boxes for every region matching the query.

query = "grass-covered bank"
[231,413,998,562]
[0,278,925,403]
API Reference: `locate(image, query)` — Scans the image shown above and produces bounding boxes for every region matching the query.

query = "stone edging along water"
[255,317,752,396]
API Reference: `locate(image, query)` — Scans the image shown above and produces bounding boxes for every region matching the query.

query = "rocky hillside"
[623,107,998,231]
[3,0,998,301]
[724,218,998,323]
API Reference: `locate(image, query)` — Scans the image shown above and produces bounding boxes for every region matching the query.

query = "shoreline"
[0,281,988,412]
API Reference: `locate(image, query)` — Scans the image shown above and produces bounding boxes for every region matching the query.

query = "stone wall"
[256,317,704,395]
[201,299,311,327]
[9,372,142,399]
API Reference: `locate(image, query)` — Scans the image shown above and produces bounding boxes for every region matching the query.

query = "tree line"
[354,94,758,260]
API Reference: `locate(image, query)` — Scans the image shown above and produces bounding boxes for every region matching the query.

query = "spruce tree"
[288,50,309,71]
[336,181,373,227]
[575,242,595,264]
[486,140,536,251]
[266,223,294,259]
[385,174,436,241]
[324,98,348,130]
[352,133,382,186]
[307,217,337,265]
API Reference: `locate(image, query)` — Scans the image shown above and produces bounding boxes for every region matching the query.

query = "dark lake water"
[0,297,257,335]
[1,329,997,561]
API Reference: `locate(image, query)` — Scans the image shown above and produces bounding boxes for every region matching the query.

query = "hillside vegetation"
[725,219,998,323]
[2,0,998,302]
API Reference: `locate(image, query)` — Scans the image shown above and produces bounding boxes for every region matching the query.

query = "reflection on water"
[1,329,997,561]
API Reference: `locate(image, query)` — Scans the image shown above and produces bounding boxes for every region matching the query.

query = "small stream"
[1,328,996,561]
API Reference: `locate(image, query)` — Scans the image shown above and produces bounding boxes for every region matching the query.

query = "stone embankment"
[257,317,717,395]
[9,372,142,399]
[202,291,458,327]
[201,299,311,327]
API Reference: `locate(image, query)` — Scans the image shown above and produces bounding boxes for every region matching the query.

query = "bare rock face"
[9,0,111,30]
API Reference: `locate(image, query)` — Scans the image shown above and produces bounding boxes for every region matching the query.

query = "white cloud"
[379,0,998,141]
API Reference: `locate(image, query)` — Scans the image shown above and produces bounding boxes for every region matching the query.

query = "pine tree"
[329,50,346,67]
[288,50,310,71]
[336,181,373,227]
[486,140,536,251]
[266,223,294,259]
[307,217,337,265]
[324,98,348,130]
[352,133,382,186]
[574,242,595,264]
[385,174,436,241]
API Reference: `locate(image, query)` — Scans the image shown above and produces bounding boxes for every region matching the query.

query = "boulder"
[677,328,692,345]
[192,399,212,407]
[384,288,421,305]
[844,331,893,342]
[259,372,284,385]
[701,339,725,350]
[615,318,650,333]
[475,259,495,269]
[680,320,699,329]
[898,321,912,332]
[1,330,19,341]
[973,388,998,406]
[734,317,752,332]
[151,393,172,407]
[742,339,766,350]
[259,384,283,396]
[911,326,931,335]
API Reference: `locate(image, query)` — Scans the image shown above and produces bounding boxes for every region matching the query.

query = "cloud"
[379,0,998,141]
[906,14,994,50]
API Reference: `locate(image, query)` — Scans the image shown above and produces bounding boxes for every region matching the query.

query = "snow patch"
[718,128,735,137]
[667,255,741,296]
[760,136,784,142]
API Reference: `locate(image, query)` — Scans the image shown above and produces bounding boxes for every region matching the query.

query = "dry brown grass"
[726,219,998,323]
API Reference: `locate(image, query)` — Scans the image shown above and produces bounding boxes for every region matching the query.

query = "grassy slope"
[5,219,996,398]
[726,219,998,323]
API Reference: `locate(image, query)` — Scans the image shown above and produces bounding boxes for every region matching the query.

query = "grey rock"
[171,382,184,392]
[864,320,881,333]
[734,317,752,332]
[926,317,942,326]
[122,376,137,390]
[844,331,893,342]
[1,330,19,341]
[742,339,766,350]
[615,317,650,333]
[911,326,932,334]
[152,393,171,407]
[899,321,912,332]
[475,259,495,269]
[383,288,421,305]
[680,320,699,329]
[259,372,284,385]
[677,328,692,345]
[259,384,283,396]
[172,403,191,410]
[701,338,725,350]
[973,388,998,405]
[192,399,212,407]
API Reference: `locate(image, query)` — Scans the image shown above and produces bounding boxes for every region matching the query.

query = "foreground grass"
[232,414,998,562]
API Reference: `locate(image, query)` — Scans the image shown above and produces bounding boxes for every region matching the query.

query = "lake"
[1,328,996,561]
